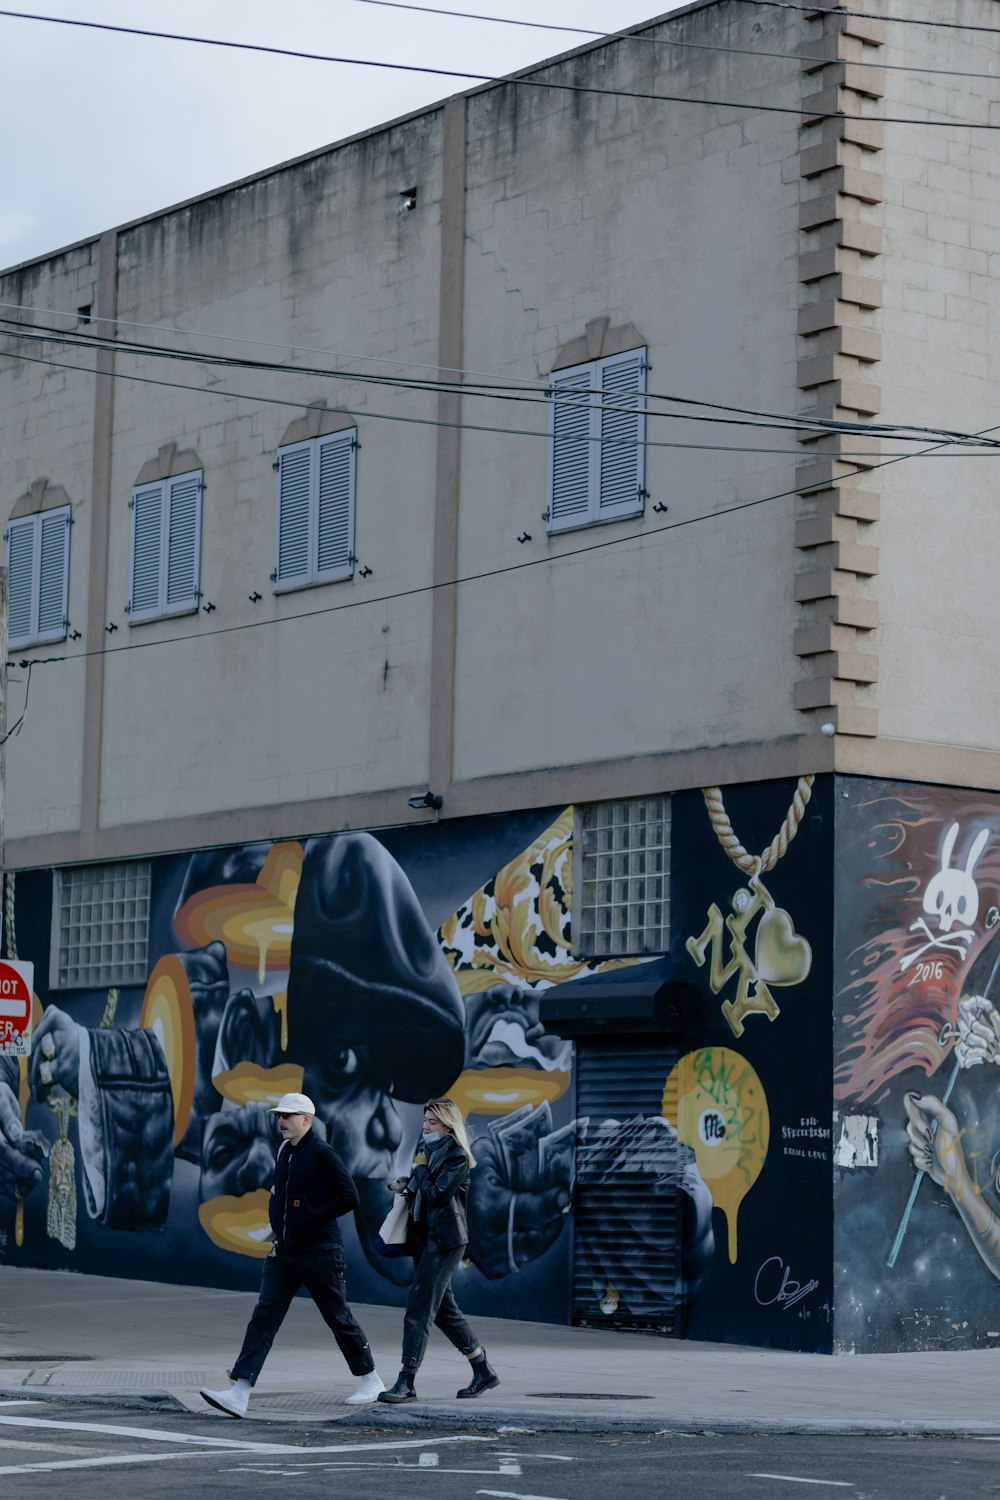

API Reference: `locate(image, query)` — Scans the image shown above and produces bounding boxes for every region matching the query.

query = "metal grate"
[575,798,670,957]
[54,860,151,990]
[28,1368,213,1387]
[572,1038,681,1336]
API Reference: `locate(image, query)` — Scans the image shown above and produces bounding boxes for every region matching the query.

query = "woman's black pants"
[401,1235,480,1374]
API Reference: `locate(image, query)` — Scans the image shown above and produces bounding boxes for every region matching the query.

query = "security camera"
[820,722,836,737]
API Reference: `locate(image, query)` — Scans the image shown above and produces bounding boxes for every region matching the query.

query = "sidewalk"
[1,1265,998,1436]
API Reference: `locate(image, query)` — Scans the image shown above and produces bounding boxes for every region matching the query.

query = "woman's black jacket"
[410,1137,470,1251]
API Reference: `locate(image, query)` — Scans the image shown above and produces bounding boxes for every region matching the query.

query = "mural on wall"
[834,779,1000,1352]
[0,807,713,1326]
[0,780,838,1349]
[672,777,834,1353]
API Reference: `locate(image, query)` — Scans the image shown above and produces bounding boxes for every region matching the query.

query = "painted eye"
[332,1047,359,1077]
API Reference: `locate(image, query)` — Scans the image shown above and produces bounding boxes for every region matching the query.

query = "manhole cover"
[526,1393,652,1401]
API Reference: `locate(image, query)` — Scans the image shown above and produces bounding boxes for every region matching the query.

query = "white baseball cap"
[268,1092,315,1115]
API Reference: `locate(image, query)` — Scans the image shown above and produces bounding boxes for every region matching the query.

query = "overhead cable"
[0,8,995,128]
[5,342,1000,459]
[350,0,1000,82]
[3,319,997,453]
[9,409,1000,679]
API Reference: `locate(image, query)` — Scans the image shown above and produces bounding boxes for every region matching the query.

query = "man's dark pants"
[231,1242,375,1386]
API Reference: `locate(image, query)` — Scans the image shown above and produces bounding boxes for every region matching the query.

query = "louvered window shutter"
[130,484,165,620]
[165,470,202,613]
[598,348,646,520]
[7,516,37,648]
[548,366,596,533]
[275,443,313,589]
[36,509,71,641]
[315,432,355,581]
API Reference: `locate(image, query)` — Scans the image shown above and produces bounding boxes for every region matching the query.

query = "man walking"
[200,1092,384,1416]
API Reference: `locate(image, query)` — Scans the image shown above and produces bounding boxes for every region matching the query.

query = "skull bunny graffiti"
[899,822,989,973]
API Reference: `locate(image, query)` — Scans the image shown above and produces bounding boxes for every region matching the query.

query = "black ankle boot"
[456,1350,499,1399]
[377,1369,417,1404]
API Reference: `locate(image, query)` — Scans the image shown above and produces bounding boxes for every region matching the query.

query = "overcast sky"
[2,1,684,269]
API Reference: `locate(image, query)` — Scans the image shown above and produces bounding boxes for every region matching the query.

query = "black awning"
[539,957,694,1037]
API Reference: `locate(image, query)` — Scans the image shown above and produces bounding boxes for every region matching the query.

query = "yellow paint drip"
[272,993,288,1052]
[663,1046,770,1264]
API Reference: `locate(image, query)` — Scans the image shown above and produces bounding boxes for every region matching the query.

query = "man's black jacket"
[268,1127,359,1248]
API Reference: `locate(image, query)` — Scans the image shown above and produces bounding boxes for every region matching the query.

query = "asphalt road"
[1,1399,999,1498]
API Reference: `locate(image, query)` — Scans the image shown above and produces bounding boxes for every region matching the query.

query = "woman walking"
[378,1097,499,1403]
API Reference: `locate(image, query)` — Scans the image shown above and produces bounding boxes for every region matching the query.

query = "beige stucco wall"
[0,245,98,839]
[868,0,1000,762]
[16,1,994,861]
[100,125,445,826]
[454,2,806,782]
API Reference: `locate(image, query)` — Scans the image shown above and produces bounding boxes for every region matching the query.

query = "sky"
[1,1,685,269]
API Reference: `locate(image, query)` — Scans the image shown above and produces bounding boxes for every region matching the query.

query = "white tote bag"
[376,1193,411,1258]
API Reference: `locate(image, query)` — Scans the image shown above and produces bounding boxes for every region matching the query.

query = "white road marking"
[225,1460,523,1476]
[0,1451,243,1475]
[0,1420,495,1475]
[0,1439,96,1454]
[0,1400,44,1407]
[0,1414,269,1449]
[748,1475,854,1488]
[0,1414,489,1457]
[477,1491,569,1500]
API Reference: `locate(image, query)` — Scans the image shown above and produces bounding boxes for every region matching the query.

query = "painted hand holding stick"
[888,996,998,1270]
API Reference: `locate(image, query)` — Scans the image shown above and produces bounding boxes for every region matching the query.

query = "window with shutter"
[547,347,647,533]
[549,369,594,534]
[129,470,203,622]
[316,432,355,581]
[274,431,357,591]
[165,472,202,612]
[6,507,71,649]
[7,518,36,648]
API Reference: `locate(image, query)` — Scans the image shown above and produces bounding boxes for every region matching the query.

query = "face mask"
[422,1129,448,1148]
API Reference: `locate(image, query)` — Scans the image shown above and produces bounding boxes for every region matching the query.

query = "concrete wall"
[6,0,996,868]
[840,0,1000,783]
[1,0,822,868]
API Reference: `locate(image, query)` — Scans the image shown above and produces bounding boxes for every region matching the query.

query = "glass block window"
[54,861,151,989]
[575,797,670,957]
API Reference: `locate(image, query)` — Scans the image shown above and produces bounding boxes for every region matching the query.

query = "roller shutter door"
[572,1036,682,1335]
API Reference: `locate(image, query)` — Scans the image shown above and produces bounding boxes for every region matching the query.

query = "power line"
[0,8,996,128]
[5,342,1000,460]
[730,0,1000,35]
[3,317,997,453]
[10,407,999,679]
[350,0,1000,82]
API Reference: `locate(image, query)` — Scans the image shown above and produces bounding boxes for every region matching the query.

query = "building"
[1,0,999,1355]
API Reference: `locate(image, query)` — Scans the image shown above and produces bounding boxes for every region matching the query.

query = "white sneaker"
[200,1384,249,1418]
[344,1370,386,1405]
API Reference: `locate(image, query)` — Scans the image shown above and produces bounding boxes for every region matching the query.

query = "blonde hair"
[424,1098,476,1168]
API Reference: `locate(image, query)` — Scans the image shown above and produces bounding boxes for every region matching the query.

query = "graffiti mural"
[0,780,838,1350]
[0,808,642,1323]
[671,778,834,1352]
[834,779,1000,1352]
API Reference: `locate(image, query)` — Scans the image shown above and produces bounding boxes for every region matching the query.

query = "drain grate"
[28,1368,214,1388]
[0,1355,92,1363]
[526,1393,652,1401]
[248,1393,353,1415]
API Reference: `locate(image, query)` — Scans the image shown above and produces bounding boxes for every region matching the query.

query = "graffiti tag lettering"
[753,1255,819,1312]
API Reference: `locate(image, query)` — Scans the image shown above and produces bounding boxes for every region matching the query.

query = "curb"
[4,1387,1000,1438]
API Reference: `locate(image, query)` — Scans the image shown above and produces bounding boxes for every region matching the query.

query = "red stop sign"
[0,959,33,1054]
